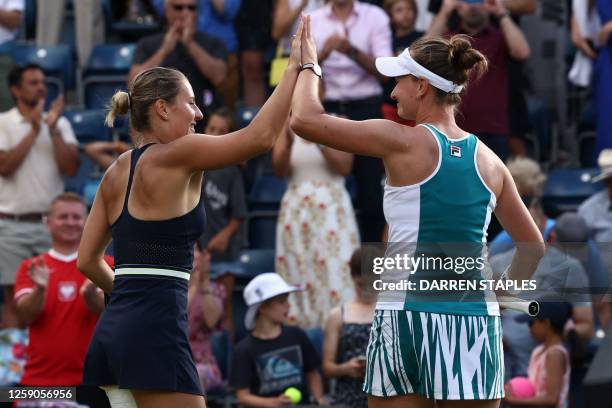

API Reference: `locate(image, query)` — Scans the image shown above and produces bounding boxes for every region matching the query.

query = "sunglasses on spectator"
[172,4,197,11]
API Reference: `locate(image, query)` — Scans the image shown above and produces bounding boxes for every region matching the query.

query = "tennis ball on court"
[284,387,302,404]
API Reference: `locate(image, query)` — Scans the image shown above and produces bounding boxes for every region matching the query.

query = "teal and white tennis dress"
[363,124,504,400]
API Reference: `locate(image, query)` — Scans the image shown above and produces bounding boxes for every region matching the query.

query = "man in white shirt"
[0,63,79,328]
[0,0,23,111]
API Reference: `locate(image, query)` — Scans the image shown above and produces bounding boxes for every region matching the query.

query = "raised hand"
[180,16,196,46]
[162,24,179,54]
[28,256,49,289]
[46,94,64,132]
[288,15,305,70]
[301,15,318,65]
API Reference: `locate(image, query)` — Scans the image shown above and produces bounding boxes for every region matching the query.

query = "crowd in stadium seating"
[0,0,610,407]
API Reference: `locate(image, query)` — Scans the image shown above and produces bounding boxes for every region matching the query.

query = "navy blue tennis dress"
[83,143,205,395]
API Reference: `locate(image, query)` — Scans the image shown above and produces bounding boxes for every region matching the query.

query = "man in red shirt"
[14,192,111,407]
[427,0,531,162]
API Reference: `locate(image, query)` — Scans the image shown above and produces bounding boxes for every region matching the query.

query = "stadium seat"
[63,109,111,144]
[247,212,278,249]
[231,287,249,343]
[82,44,134,109]
[244,152,275,193]
[63,109,110,203]
[542,168,604,217]
[238,249,276,278]
[249,175,287,211]
[211,330,233,380]
[105,114,131,144]
[12,44,75,95]
[236,106,259,129]
[64,154,100,205]
[208,330,233,406]
[305,327,324,360]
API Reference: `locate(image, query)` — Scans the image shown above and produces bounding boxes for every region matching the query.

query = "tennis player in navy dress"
[77,19,306,407]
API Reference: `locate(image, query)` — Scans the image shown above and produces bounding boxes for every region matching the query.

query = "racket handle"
[498,296,539,316]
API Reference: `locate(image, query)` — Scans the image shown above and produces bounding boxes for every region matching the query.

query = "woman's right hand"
[301,15,318,66]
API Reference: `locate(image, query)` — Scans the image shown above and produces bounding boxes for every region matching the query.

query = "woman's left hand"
[288,16,305,70]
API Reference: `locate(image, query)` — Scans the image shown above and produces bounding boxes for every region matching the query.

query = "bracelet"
[200,288,213,295]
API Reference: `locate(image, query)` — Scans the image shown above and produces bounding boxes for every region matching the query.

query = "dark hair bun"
[448,35,486,73]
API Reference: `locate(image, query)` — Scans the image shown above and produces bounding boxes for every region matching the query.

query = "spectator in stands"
[234,0,273,109]
[322,247,376,408]
[594,1,612,156]
[0,0,22,111]
[579,149,612,321]
[273,84,359,327]
[200,107,247,338]
[230,273,326,407]
[579,149,612,242]
[153,0,242,110]
[129,0,227,130]
[36,0,105,67]
[14,193,111,407]
[310,0,393,242]
[504,0,537,157]
[381,0,423,126]
[427,0,531,162]
[188,242,225,392]
[490,157,549,255]
[0,63,79,329]
[491,204,595,382]
[504,300,572,407]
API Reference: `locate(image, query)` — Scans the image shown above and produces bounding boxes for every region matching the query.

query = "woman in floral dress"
[272,117,360,327]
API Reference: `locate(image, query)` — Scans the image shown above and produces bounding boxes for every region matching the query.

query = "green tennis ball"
[284,387,302,404]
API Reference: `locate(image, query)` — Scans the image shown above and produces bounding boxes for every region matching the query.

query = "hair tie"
[126,93,132,110]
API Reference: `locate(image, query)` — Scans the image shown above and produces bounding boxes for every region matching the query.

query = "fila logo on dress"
[450,145,462,158]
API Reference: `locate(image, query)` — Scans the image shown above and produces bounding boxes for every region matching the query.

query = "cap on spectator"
[592,149,612,182]
[554,212,588,243]
[243,273,303,330]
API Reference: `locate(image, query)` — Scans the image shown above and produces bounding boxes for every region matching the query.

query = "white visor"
[376,48,464,94]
